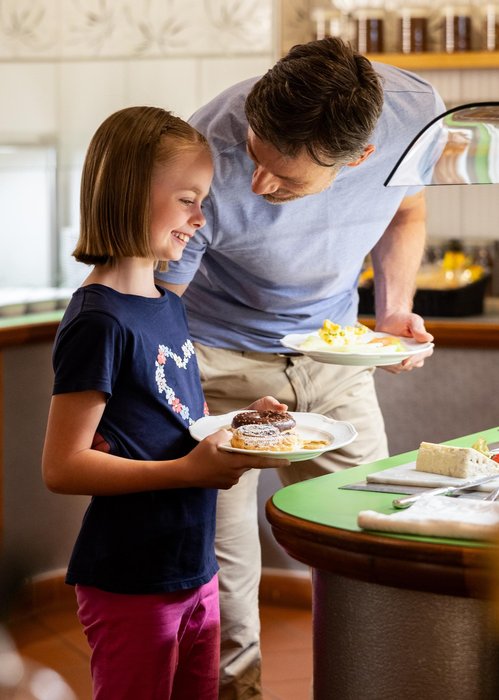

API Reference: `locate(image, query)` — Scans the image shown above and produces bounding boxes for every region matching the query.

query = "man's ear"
[346,144,376,167]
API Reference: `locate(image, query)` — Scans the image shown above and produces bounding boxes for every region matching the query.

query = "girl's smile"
[150,148,214,262]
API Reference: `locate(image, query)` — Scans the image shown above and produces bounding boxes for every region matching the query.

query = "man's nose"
[251,166,279,195]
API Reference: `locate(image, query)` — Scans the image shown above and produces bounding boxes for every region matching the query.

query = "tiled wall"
[0,0,274,134]
[0,0,275,286]
[1,0,498,286]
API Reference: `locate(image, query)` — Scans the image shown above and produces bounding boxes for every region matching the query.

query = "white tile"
[0,63,58,139]
[60,0,138,59]
[0,0,59,59]
[460,185,499,239]
[460,69,499,102]
[58,0,272,59]
[116,0,204,58]
[416,69,462,108]
[192,0,272,54]
[198,55,273,106]
[426,185,464,239]
[58,61,128,149]
[126,59,198,120]
[0,0,274,60]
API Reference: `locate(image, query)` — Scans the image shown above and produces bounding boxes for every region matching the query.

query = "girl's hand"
[185,429,290,490]
[245,395,289,413]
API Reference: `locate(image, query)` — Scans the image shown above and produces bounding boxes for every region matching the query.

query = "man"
[156,37,444,700]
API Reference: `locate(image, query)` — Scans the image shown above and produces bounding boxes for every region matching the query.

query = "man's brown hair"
[74,106,210,266]
[245,37,384,167]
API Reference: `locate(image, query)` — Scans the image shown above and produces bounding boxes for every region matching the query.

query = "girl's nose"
[251,166,279,195]
[190,206,206,229]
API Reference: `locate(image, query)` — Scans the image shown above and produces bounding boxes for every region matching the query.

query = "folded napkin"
[358,495,499,541]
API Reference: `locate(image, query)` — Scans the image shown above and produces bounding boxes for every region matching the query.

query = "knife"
[392,473,499,509]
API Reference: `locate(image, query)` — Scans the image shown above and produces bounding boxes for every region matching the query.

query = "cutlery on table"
[483,486,499,502]
[392,473,499,509]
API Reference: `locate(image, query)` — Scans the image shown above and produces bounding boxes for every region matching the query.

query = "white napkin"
[358,495,499,541]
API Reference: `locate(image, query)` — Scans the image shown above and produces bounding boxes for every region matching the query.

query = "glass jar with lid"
[441,2,473,52]
[353,1,385,53]
[481,2,499,50]
[398,2,430,53]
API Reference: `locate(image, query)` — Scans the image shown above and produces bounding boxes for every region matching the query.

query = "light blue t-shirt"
[158,64,445,352]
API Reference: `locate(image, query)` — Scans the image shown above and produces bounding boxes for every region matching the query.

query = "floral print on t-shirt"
[155,340,208,424]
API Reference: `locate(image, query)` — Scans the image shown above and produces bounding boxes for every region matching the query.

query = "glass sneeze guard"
[384,101,499,186]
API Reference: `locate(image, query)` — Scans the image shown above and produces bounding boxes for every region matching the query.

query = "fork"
[483,486,499,502]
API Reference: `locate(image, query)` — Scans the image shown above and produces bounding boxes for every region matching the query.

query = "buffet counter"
[0,310,63,348]
[2,296,499,350]
[359,295,499,348]
[0,308,89,575]
[266,427,499,700]
[1,302,499,594]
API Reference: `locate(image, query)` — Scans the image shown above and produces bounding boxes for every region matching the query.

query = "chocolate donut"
[231,410,296,433]
[231,424,298,452]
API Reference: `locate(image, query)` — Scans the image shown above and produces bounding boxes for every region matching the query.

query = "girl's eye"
[180,198,194,206]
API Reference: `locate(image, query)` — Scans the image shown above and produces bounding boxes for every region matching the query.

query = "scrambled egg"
[301,320,404,354]
[318,320,370,347]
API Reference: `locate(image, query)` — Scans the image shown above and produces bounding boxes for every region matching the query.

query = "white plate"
[280,332,434,367]
[189,411,358,462]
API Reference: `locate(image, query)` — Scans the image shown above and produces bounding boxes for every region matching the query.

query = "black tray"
[358,275,490,318]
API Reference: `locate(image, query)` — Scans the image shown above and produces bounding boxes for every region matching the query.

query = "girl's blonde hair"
[73,106,210,266]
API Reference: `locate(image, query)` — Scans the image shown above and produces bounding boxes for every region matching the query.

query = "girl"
[41,106,288,700]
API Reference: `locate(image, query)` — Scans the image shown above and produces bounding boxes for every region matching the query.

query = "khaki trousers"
[194,344,388,700]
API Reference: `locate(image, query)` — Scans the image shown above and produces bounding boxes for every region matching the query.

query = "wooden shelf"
[278,2,499,70]
[365,50,499,71]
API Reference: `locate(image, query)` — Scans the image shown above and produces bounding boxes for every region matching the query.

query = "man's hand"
[375,311,434,374]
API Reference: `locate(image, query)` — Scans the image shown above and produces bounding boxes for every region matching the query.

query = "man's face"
[246,128,340,204]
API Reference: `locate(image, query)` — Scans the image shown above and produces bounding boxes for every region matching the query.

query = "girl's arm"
[42,391,287,496]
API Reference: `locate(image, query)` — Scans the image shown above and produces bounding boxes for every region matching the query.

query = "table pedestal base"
[313,570,494,700]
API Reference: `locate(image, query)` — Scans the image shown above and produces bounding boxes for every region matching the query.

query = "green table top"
[272,426,499,549]
[0,310,63,329]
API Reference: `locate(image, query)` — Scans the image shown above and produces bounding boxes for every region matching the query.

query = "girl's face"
[150,146,213,262]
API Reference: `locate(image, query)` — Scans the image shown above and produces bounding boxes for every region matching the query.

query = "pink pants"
[76,576,220,700]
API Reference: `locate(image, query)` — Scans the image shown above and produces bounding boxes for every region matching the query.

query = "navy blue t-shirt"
[53,284,218,594]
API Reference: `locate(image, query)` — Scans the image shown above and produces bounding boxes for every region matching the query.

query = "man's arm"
[370,189,434,372]
[371,189,426,323]
[155,280,188,297]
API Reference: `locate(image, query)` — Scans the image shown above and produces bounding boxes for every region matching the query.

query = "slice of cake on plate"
[416,442,499,479]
